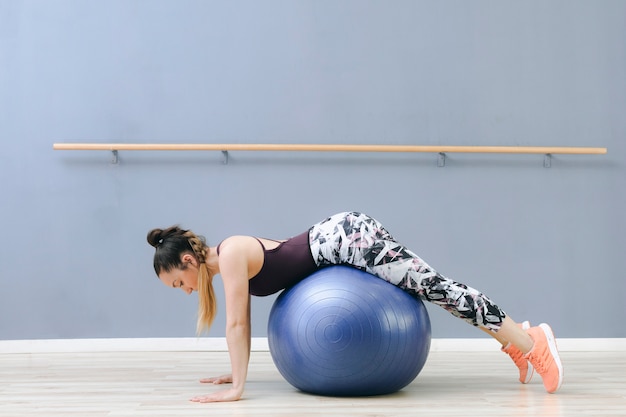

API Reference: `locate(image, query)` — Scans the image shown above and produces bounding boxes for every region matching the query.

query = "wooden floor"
[1,349,625,416]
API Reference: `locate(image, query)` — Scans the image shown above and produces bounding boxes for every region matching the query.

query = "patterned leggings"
[308,212,507,332]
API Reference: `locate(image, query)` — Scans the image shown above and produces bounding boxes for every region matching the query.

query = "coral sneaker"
[524,323,564,393]
[502,321,534,383]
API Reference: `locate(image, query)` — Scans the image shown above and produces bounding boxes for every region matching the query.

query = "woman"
[147,211,563,402]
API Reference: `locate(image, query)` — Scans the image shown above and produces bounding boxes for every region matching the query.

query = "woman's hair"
[147,225,217,334]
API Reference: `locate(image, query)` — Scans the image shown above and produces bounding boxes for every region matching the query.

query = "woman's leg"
[310,211,509,332]
[309,212,562,392]
[489,316,533,352]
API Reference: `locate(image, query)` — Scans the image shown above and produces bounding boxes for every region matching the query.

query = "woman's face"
[158,254,199,295]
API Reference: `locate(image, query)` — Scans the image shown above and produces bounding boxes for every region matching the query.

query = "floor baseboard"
[1,337,625,354]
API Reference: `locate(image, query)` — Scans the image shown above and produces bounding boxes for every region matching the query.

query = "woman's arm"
[199,300,251,386]
[191,241,252,403]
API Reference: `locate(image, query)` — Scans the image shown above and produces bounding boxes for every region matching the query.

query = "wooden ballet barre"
[53,143,607,155]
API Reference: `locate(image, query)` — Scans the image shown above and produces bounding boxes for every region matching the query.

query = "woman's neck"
[205,246,220,275]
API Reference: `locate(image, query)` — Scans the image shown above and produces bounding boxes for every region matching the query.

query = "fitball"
[268,266,431,396]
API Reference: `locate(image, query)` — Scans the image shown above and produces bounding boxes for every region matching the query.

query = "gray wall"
[1,0,624,340]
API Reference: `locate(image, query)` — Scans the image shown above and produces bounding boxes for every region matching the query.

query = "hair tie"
[158,238,164,245]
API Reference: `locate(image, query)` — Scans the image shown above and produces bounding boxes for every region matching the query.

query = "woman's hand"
[190,387,242,403]
[199,374,232,385]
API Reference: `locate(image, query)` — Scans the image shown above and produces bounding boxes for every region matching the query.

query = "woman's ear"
[181,253,197,267]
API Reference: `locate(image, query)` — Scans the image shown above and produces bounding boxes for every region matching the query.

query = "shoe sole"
[539,323,564,392]
[520,321,534,384]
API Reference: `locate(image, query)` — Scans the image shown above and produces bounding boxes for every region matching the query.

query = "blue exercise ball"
[268,265,431,397]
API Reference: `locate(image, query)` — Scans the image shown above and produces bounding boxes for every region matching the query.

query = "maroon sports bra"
[216,229,319,296]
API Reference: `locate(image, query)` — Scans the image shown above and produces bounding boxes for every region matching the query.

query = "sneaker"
[502,321,534,383]
[524,323,564,393]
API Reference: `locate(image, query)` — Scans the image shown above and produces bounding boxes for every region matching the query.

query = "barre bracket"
[438,152,446,167]
[544,154,552,168]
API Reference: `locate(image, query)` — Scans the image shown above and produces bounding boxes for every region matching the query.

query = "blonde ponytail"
[196,262,217,334]
[184,231,218,335]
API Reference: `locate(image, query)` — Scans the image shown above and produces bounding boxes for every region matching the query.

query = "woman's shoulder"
[217,236,266,275]
[218,235,255,248]
[216,235,264,257]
